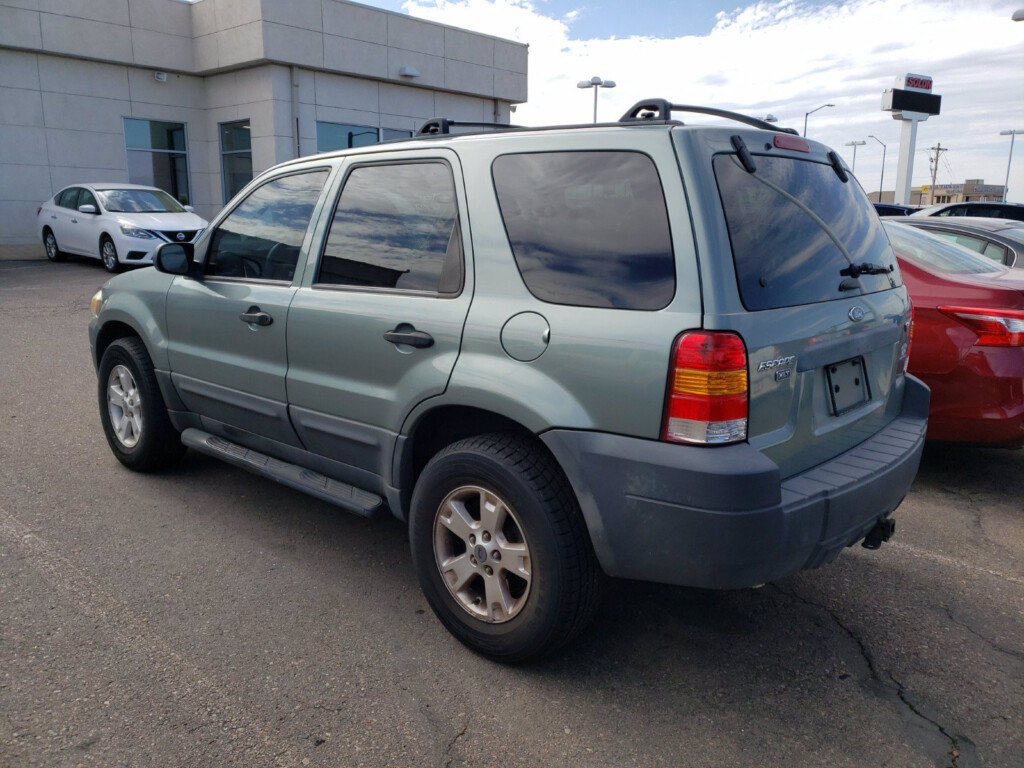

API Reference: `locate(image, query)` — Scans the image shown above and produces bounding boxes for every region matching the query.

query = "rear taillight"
[903,299,914,373]
[938,306,1024,347]
[663,331,748,445]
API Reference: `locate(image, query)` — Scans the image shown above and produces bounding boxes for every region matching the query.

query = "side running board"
[181,428,383,517]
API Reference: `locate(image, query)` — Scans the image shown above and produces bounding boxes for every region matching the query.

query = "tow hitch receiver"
[862,517,896,550]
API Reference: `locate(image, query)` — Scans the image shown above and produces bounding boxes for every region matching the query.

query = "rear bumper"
[918,347,1024,447]
[541,375,929,590]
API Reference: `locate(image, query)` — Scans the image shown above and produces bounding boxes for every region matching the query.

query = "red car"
[884,221,1024,446]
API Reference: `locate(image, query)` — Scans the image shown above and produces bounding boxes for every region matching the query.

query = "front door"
[286,153,472,480]
[51,188,82,254]
[165,167,333,447]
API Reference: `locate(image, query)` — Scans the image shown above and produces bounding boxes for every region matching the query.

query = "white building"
[0,0,528,249]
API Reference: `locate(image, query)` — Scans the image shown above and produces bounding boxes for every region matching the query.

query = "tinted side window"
[492,151,675,310]
[57,188,80,209]
[967,205,996,218]
[317,162,461,294]
[206,170,329,281]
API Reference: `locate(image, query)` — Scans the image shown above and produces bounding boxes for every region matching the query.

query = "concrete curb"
[1,245,46,261]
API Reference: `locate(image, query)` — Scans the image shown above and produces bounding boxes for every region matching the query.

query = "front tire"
[43,228,65,262]
[98,337,185,471]
[100,236,121,273]
[410,434,604,663]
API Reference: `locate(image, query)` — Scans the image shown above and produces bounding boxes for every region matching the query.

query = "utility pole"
[927,143,947,204]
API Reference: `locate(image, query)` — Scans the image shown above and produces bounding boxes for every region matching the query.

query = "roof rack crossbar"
[619,99,799,135]
[416,118,522,136]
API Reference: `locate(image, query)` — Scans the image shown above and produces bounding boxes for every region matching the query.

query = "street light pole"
[576,76,616,124]
[1000,129,1023,203]
[868,135,886,202]
[803,103,834,137]
[845,140,866,173]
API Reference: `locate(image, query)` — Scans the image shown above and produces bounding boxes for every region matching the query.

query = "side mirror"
[78,204,97,214]
[154,242,193,276]
[183,205,195,213]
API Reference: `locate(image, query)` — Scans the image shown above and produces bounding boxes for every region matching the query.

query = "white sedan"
[37,183,208,272]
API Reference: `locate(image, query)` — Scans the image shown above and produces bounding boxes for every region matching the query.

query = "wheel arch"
[391,404,562,521]
[93,319,142,369]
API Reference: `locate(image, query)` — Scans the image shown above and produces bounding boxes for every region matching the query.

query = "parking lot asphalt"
[1,259,1021,768]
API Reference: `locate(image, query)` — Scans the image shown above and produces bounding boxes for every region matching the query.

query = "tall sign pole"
[882,74,942,205]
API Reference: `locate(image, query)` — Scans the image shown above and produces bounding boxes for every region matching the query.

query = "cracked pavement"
[1,260,1022,767]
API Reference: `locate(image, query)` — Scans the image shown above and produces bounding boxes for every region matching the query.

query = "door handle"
[50,215,57,220]
[71,218,78,223]
[239,306,273,326]
[383,329,434,348]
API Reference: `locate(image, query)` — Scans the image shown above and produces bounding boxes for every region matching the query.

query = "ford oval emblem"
[849,306,866,323]
[176,232,186,241]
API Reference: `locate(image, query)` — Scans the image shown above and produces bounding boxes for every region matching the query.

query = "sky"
[361,0,1024,202]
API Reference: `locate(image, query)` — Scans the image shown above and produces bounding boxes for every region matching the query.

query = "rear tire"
[410,433,604,663]
[98,337,185,471]
[100,236,121,273]
[43,228,65,262]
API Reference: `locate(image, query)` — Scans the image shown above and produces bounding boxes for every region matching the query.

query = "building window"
[124,118,190,205]
[315,122,412,152]
[220,120,253,203]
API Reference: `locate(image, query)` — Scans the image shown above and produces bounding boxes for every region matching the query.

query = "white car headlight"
[120,225,155,239]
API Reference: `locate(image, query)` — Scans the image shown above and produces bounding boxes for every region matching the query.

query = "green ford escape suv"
[89,100,928,662]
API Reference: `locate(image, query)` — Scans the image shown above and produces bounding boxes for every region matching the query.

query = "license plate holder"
[827,357,870,415]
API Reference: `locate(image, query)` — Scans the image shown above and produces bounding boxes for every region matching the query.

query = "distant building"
[868,179,1005,207]
[0,0,527,247]
[917,179,1005,205]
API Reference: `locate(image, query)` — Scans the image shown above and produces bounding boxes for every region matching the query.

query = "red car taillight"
[903,299,914,373]
[938,306,1024,347]
[663,331,748,445]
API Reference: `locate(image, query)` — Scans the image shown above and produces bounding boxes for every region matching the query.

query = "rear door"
[165,167,332,447]
[285,150,471,479]
[696,134,911,478]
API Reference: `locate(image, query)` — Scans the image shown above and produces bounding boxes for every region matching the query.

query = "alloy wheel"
[107,364,143,448]
[102,240,117,271]
[44,232,58,261]
[433,485,532,623]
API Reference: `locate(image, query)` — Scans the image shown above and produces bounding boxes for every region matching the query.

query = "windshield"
[714,153,900,311]
[97,188,185,213]
[883,221,1007,275]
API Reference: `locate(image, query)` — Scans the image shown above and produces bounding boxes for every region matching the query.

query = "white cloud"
[403,0,1024,200]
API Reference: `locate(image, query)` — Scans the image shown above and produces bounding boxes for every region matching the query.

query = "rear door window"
[713,154,900,311]
[492,151,675,310]
[317,161,462,294]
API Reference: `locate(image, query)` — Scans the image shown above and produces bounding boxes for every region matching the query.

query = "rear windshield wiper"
[839,262,893,278]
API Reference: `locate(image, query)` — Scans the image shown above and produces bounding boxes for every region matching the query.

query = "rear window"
[714,153,900,311]
[883,221,1006,275]
[492,151,675,310]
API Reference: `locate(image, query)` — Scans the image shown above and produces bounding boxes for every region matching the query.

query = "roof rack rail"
[416,118,522,136]
[619,99,799,135]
